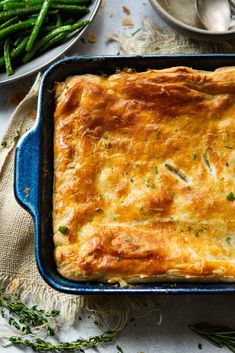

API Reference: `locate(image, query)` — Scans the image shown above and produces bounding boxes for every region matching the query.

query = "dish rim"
[15,54,235,294]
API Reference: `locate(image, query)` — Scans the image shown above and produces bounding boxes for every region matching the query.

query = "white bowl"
[150,0,235,41]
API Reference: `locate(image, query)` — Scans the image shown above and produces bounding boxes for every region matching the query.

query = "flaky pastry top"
[53,66,235,283]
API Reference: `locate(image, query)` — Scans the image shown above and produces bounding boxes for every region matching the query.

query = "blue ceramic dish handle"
[14,127,40,219]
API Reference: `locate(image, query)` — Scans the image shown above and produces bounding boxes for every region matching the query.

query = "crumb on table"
[88,33,97,43]
[122,18,134,28]
[122,6,131,15]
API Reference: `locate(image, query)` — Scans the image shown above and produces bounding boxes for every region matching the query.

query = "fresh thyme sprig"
[190,323,235,352]
[0,288,114,352]
[9,332,114,352]
[0,307,31,334]
[0,288,58,335]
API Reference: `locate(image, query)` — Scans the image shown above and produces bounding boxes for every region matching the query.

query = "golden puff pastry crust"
[53,66,235,284]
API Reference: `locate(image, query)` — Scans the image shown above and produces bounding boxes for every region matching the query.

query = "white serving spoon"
[196,0,235,31]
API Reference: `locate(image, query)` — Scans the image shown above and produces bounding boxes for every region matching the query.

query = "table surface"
[0,1,234,352]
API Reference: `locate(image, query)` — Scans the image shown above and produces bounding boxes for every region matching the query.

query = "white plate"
[0,0,101,85]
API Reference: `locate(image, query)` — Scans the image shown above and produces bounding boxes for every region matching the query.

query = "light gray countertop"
[0,1,233,352]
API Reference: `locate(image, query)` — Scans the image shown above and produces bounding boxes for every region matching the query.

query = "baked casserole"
[53,66,235,284]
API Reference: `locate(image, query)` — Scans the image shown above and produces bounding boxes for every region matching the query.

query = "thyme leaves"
[227,192,235,201]
[202,154,212,173]
[164,163,188,182]
[191,323,235,353]
[10,332,113,352]
[0,289,58,336]
[0,288,114,351]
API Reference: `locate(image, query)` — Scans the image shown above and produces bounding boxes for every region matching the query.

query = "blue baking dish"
[14,55,235,294]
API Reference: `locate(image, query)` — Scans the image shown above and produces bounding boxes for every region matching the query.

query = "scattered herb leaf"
[165,163,188,182]
[116,345,124,353]
[192,153,196,160]
[58,226,68,235]
[156,129,161,137]
[145,176,150,183]
[131,28,141,36]
[226,236,232,244]
[145,175,151,187]
[125,237,132,242]
[100,72,108,77]
[191,323,235,353]
[154,166,158,175]
[202,154,212,172]
[14,130,20,142]
[227,192,235,201]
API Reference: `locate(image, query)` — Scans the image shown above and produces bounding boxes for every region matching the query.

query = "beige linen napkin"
[1,17,235,332]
